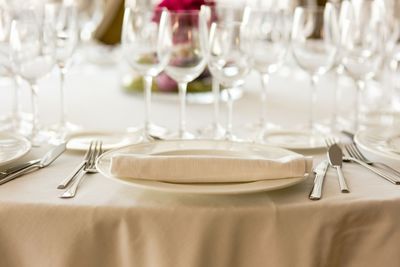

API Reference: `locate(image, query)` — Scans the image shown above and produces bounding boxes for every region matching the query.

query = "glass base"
[196,123,226,140]
[127,123,169,140]
[166,130,196,140]
[260,129,340,150]
[45,121,82,145]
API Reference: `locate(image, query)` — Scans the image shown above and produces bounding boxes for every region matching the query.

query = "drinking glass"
[162,10,208,139]
[243,8,290,137]
[45,2,80,142]
[208,21,252,140]
[341,0,383,130]
[9,10,56,145]
[0,2,17,131]
[121,8,170,140]
[198,2,246,139]
[267,5,339,147]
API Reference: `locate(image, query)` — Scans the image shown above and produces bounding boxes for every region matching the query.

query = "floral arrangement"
[124,0,212,94]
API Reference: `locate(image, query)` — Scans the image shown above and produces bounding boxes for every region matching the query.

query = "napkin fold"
[110,153,313,184]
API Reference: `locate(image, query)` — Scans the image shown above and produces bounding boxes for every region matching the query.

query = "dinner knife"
[0,143,66,185]
[309,160,329,200]
[327,144,350,193]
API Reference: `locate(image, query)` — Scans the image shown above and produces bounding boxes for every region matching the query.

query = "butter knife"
[0,143,66,185]
[309,160,329,200]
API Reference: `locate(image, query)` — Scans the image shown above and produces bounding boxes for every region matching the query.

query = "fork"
[57,141,94,189]
[345,143,400,178]
[343,143,400,185]
[60,141,102,198]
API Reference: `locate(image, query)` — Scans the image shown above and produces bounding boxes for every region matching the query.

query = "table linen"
[0,62,399,267]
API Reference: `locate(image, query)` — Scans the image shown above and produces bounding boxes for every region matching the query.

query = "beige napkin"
[110,153,313,184]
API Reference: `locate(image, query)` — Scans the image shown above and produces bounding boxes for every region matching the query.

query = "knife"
[0,143,66,185]
[309,160,329,200]
[327,144,350,193]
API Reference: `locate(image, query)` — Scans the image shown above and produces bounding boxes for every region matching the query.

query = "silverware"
[0,159,41,179]
[57,141,94,189]
[60,141,102,199]
[343,155,400,185]
[326,139,350,193]
[0,143,66,185]
[342,130,400,178]
[309,160,329,200]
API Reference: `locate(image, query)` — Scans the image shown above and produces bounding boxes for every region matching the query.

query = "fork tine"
[350,144,368,161]
[324,137,336,148]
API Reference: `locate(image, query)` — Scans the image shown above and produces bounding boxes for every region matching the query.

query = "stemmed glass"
[266,5,339,148]
[45,2,80,142]
[163,10,207,139]
[341,0,383,131]
[121,8,170,141]
[9,10,56,145]
[208,21,252,140]
[244,8,290,138]
[198,2,246,139]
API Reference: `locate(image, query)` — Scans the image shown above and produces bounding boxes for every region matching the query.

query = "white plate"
[355,129,400,161]
[96,140,308,194]
[66,131,142,152]
[260,130,331,151]
[0,132,31,166]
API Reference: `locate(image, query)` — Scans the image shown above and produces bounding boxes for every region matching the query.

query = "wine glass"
[341,0,383,130]
[243,7,290,138]
[198,1,246,139]
[45,2,80,143]
[121,8,170,141]
[207,21,252,140]
[162,10,208,139]
[265,5,339,148]
[9,10,56,146]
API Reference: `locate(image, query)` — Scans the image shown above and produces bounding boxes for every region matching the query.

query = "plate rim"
[66,130,143,152]
[0,132,31,166]
[355,129,400,161]
[95,139,309,194]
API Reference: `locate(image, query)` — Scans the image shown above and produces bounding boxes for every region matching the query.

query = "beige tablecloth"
[0,55,399,267]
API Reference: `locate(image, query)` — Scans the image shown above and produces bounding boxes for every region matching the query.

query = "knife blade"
[309,160,329,200]
[327,144,350,193]
[0,143,66,185]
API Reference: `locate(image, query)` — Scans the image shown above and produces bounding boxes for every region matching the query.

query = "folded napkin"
[110,153,313,184]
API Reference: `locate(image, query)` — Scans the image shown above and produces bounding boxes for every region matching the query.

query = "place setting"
[1,0,400,200]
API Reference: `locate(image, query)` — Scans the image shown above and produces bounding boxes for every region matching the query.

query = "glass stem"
[355,80,365,131]
[309,75,319,133]
[30,82,40,140]
[143,75,153,137]
[12,76,20,125]
[178,82,188,138]
[59,67,67,127]
[225,88,234,140]
[260,73,270,127]
[212,78,220,129]
[331,66,342,131]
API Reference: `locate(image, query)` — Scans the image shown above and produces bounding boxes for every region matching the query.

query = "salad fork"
[60,141,102,198]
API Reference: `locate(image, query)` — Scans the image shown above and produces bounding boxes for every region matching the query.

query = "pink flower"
[157,0,207,11]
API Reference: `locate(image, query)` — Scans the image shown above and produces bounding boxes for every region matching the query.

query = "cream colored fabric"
[0,63,400,267]
[110,153,313,183]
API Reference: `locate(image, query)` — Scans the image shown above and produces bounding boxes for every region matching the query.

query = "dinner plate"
[0,132,31,166]
[355,129,400,161]
[96,140,309,194]
[66,130,142,152]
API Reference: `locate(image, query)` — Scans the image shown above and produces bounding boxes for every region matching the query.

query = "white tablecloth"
[0,59,399,267]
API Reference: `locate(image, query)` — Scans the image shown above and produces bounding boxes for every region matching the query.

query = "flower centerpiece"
[123,0,212,94]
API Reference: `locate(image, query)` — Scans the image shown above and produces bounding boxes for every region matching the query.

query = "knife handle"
[309,174,324,200]
[0,159,40,179]
[0,164,40,185]
[335,166,350,193]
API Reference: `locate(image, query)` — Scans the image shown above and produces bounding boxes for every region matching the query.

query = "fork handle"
[57,161,86,189]
[335,166,350,193]
[373,163,400,179]
[60,169,87,198]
